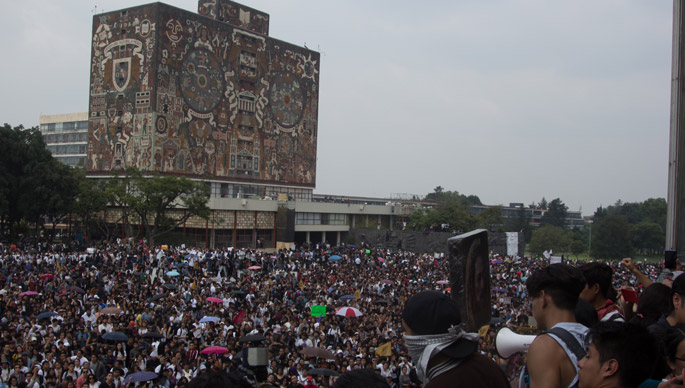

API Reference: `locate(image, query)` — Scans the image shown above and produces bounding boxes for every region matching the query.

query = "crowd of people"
[0,239,676,388]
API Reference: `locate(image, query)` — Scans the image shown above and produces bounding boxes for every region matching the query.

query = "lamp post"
[587,220,593,257]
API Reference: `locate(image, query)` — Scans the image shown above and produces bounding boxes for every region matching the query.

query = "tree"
[0,123,78,240]
[540,198,568,228]
[630,221,664,256]
[529,225,572,257]
[474,206,503,231]
[121,167,210,246]
[590,215,632,260]
[538,197,548,210]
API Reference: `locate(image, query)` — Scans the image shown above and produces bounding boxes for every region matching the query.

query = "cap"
[402,291,477,358]
[307,376,313,381]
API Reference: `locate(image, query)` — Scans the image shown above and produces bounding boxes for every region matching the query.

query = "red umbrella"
[19,291,39,297]
[40,274,55,280]
[206,297,223,304]
[200,346,228,355]
[334,307,362,317]
[248,266,261,270]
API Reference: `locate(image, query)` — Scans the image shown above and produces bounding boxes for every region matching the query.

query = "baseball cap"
[402,291,476,358]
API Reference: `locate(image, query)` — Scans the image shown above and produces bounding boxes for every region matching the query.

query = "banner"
[505,232,518,257]
[375,342,392,357]
[310,305,326,317]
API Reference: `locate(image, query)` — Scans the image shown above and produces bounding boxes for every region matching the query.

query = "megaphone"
[495,327,537,359]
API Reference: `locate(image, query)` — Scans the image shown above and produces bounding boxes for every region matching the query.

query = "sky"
[0,0,674,215]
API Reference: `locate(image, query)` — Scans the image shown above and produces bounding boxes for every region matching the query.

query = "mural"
[198,0,269,36]
[87,2,319,187]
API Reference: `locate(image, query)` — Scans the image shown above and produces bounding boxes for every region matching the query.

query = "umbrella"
[39,274,55,280]
[238,334,266,343]
[124,371,157,384]
[300,347,335,359]
[230,290,246,295]
[335,307,362,317]
[376,299,389,305]
[163,284,177,290]
[36,312,58,320]
[436,280,450,285]
[338,295,355,301]
[377,257,385,263]
[142,332,165,339]
[68,286,85,294]
[380,279,393,285]
[102,332,129,342]
[148,294,165,302]
[166,270,180,277]
[248,266,261,270]
[308,368,339,377]
[100,307,123,315]
[19,291,39,297]
[200,346,228,355]
[206,297,223,303]
[493,288,506,293]
[328,256,341,262]
[199,316,220,323]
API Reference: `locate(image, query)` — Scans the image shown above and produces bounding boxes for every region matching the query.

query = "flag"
[478,325,490,338]
[375,342,392,357]
[354,289,361,300]
[311,305,326,317]
[299,280,304,290]
[233,310,245,324]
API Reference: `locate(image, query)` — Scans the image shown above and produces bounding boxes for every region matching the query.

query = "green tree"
[538,197,548,210]
[590,215,632,260]
[570,240,587,257]
[540,198,568,228]
[474,206,503,231]
[529,225,572,257]
[0,123,78,240]
[630,221,664,256]
[121,167,210,246]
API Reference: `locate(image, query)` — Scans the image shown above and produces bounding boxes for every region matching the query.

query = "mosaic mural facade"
[87,2,319,188]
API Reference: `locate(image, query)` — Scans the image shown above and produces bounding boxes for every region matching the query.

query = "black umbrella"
[142,332,165,339]
[238,334,266,343]
[36,312,58,320]
[163,284,177,290]
[308,368,339,377]
[147,294,165,302]
[102,332,129,342]
[338,295,355,301]
[230,290,246,295]
[124,371,157,384]
[376,299,389,305]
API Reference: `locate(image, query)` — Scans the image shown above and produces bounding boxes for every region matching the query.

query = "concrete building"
[39,112,89,167]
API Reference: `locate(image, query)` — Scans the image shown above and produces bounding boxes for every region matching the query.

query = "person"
[577,322,659,388]
[401,290,509,388]
[524,264,588,388]
[579,263,624,323]
[185,370,252,388]
[330,369,390,388]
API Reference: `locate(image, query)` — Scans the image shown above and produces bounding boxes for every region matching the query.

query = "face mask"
[402,326,479,383]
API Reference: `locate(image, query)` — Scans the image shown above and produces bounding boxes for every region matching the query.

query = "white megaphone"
[495,327,537,359]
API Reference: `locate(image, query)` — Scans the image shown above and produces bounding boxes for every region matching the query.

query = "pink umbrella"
[436,280,450,285]
[248,266,261,270]
[206,297,224,304]
[381,279,393,285]
[200,346,228,355]
[377,257,385,263]
[19,291,39,297]
[335,306,363,317]
[39,274,55,280]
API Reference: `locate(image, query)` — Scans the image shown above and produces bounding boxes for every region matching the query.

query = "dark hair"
[186,371,253,388]
[665,329,685,363]
[330,369,390,388]
[586,322,658,387]
[579,262,613,299]
[629,283,671,325]
[574,298,598,328]
[526,264,585,311]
